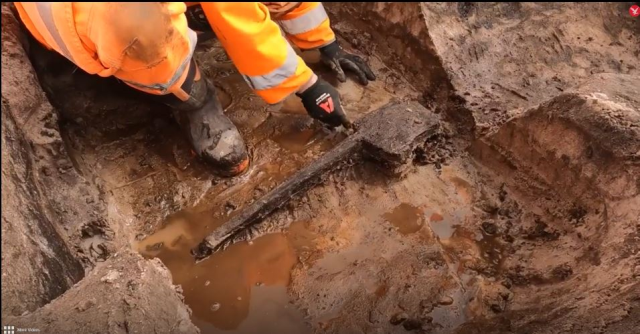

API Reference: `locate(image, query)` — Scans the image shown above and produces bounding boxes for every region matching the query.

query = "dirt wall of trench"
[420,2,640,132]
[464,73,640,333]
[327,2,640,135]
[1,4,93,317]
[1,4,199,332]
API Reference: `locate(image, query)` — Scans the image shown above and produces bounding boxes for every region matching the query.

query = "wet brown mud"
[129,35,419,332]
[163,154,499,334]
[6,2,639,334]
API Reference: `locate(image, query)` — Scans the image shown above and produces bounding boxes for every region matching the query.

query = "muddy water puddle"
[382,202,468,240]
[380,203,498,330]
[383,202,505,272]
[383,203,425,235]
[138,216,316,333]
[272,128,318,153]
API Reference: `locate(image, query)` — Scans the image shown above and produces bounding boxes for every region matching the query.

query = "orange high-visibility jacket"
[13,2,336,104]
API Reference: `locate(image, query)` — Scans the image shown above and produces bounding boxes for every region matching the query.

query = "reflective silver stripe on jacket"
[124,29,198,93]
[241,44,298,90]
[276,4,328,35]
[34,2,74,62]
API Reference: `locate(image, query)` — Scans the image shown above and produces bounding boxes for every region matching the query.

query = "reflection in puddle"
[193,286,308,334]
[216,86,233,110]
[138,213,211,255]
[137,216,316,333]
[383,203,424,235]
[430,212,444,222]
[279,95,308,115]
[427,209,468,240]
[271,126,347,156]
[272,128,321,153]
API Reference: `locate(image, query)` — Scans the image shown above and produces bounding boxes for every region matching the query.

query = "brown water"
[278,94,308,116]
[270,124,348,157]
[216,86,233,110]
[272,128,322,153]
[382,203,425,235]
[137,216,316,333]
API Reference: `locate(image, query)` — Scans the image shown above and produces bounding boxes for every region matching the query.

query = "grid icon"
[3,326,15,334]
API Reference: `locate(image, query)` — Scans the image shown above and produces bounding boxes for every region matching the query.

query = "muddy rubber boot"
[175,84,249,177]
[155,60,249,177]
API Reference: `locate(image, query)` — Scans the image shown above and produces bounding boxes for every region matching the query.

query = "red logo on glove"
[319,96,334,114]
[631,5,640,17]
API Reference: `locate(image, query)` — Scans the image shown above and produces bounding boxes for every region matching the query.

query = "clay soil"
[2,3,640,334]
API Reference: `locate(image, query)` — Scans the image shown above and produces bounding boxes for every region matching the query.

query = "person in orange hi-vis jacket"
[14,2,375,177]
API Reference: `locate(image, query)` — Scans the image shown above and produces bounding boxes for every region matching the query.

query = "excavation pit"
[2,3,639,334]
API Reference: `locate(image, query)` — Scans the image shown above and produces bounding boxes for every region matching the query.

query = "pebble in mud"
[75,299,96,312]
[438,296,454,305]
[480,201,499,215]
[482,221,498,235]
[633,266,640,278]
[419,300,434,314]
[551,264,574,281]
[100,270,120,283]
[225,201,237,214]
[420,315,434,324]
[402,319,423,331]
[390,312,408,325]
[210,302,221,312]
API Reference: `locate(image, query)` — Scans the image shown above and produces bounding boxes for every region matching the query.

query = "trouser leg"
[148,58,250,177]
[96,3,249,176]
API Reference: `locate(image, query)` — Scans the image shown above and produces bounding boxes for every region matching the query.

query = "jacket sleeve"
[274,2,336,50]
[199,2,314,104]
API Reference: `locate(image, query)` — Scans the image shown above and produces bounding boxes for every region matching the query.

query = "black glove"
[319,40,376,86]
[297,79,350,128]
[186,4,212,33]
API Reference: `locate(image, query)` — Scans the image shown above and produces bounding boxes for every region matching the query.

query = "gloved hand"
[319,40,376,86]
[297,78,351,128]
[185,4,212,33]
